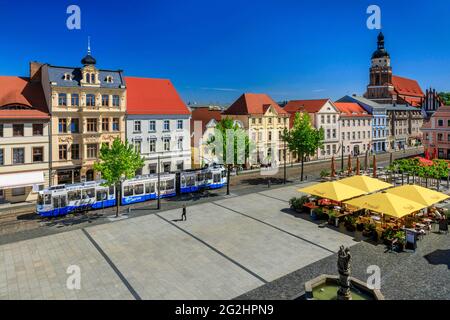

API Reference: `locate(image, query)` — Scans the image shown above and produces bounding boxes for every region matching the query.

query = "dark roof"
[46,65,125,89]
[372,32,390,59]
[81,54,96,66]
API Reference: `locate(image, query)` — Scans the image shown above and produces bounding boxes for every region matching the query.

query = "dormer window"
[64,73,71,81]
[90,73,96,83]
[105,76,114,83]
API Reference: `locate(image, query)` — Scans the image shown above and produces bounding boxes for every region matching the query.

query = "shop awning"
[0,171,45,189]
[386,185,449,207]
[298,181,367,202]
[344,192,427,219]
[338,176,393,193]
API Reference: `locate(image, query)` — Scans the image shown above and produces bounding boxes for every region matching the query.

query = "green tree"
[207,117,252,195]
[93,138,144,217]
[438,92,450,106]
[282,112,324,181]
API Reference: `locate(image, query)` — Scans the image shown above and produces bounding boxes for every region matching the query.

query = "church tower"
[364,32,395,103]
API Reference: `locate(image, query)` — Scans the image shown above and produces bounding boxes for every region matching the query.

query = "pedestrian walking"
[181,204,187,221]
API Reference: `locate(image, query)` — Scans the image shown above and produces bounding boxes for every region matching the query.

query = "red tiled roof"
[125,77,190,115]
[392,75,424,98]
[190,107,222,134]
[284,99,330,114]
[0,76,49,119]
[334,102,370,118]
[223,93,289,116]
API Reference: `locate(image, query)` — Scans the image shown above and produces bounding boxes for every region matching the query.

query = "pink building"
[422,105,450,159]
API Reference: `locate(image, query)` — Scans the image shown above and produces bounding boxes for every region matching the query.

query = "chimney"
[29,61,43,82]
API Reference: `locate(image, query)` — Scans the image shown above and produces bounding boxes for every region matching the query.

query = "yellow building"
[0,75,50,203]
[38,47,126,185]
[222,93,290,167]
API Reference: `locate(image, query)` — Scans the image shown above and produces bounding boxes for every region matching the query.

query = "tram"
[37,165,227,217]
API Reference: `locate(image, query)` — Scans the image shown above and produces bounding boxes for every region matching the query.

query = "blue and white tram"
[121,173,176,205]
[206,165,227,189]
[37,181,116,217]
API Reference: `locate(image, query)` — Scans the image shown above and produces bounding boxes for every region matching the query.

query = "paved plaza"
[0,183,358,300]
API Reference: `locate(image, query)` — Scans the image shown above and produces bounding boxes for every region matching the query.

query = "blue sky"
[0,0,449,104]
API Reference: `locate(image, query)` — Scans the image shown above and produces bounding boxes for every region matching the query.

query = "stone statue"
[337,245,352,300]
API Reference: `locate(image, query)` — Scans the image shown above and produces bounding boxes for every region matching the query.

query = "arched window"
[85,73,90,83]
[90,73,96,83]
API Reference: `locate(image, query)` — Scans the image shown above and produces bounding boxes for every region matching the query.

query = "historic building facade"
[338,95,388,153]
[223,93,290,166]
[386,105,423,150]
[39,48,126,185]
[284,99,340,160]
[190,106,222,168]
[334,102,372,157]
[364,32,425,107]
[125,77,191,174]
[422,106,450,159]
[0,75,50,203]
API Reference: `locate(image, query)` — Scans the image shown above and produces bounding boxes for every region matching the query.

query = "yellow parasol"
[298,181,367,202]
[344,192,427,219]
[385,185,449,207]
[338,175,393,194]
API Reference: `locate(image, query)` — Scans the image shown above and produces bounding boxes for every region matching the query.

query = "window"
[87,119,97,132]
[438,119,444,127]
[13,124,24,137]
[12,187,25,197]
[113,95,120,107]
[438,133,443,141]
[252,118,256,124]
[12,148,25,164]
[134,121,141,133]
[268,118,272,124]
[101,95,109,106]
[163,120,170,131]
[163,137,170,151]
[321,115,325,124]
[71,93,79,106]
[0,149,3,165]
[58,119,67,133]
[33,123,43,136]
[64,73,71,81]
[71,144,80,160]
[177,120,183,130]
[149,139,156,153]
[102,118,109,132]
[106,76,113,83]
[86,94,96,106]
[327,115,330,124]
[149,120,156,132]
[87,144,98,158]
[342,133,345,140]
[112,118,120,131]
[90,73,96,83]
[32,147,44,162]
[59,145,67,160]
[177,137,183,150]
[258,118,262,124]
[58,93,67,106]
[71,118,79,133]
[0,124,3,137]
[268,131,272,141]
[134,140,141,153]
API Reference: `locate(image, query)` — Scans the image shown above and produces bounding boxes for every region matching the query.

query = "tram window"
[145,183,155,194]
[197,173,204,181]
[68,190,81,201]
[186,176,195,186]
[213,174,221,183]
[123,186,133,197]
[181,176,186,187]
[83,188,95,199]
[109,185,115,196]
[44,194,51,205]
[222,170,226,178]
[134,184,144,195]
[159,181,166,192]
[166,179,175,190]
[206,172,213,180]
[96,190,108,201]
[38,194,44,206]
[60,197,67,207]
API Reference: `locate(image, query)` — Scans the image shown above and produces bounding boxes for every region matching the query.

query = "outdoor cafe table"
[303,202,319,215]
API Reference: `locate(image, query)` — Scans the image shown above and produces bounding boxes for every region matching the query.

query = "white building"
[125,77,191,174]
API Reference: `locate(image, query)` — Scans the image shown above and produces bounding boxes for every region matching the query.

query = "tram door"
[53,195,67,216]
